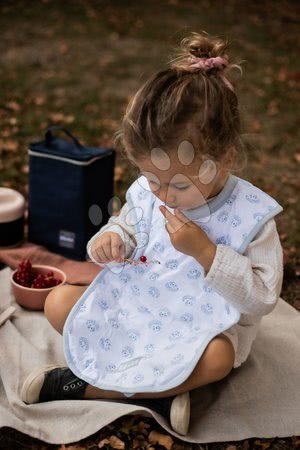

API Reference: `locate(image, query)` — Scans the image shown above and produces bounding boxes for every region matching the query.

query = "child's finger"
[161,211,178,235]
[174,207,189,224]
[111,234,121,260]
[103,237,113,260]
[159,205,172,219]
[159,205,182,227]
[100,243,112,262]
[92,245,109,263]
[94,235,112,261]
[118,241,126,260]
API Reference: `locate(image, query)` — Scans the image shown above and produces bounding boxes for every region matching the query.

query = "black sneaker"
[21,366,190,435]
[124,391,190,435]
[21,365,88,404]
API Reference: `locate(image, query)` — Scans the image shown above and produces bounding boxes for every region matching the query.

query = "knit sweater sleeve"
[203,218,284,316]
[86,202,137,265]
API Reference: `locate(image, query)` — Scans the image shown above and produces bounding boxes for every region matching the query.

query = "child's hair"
[114,31,246,172]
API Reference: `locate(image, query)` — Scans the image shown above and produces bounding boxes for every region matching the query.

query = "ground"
[0,0,299,448]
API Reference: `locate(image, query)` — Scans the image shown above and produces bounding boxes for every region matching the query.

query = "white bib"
[63,174,283,395]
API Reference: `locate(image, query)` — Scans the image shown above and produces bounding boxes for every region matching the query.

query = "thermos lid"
[0,187,25,223]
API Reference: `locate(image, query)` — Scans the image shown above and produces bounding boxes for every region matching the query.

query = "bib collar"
[183,173,239,221]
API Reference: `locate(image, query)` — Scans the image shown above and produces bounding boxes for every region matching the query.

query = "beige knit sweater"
[86,201,284,367]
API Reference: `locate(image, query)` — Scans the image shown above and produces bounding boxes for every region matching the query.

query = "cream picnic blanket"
[0,266,299,444]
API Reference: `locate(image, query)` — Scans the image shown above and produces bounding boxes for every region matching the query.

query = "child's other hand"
[159,206,213,258]
[90,232,126,264]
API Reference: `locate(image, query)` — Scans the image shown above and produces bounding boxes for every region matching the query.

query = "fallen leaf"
[250,119,262,132]
[282,248,289,266]
[5,101,21,112]
[48,112,75,124]
[137,420,151,434]
[84,103,99,114]
[58,43,69,54]
[101,118,119,128]
[254,439,272,449]
[86,8,97,19]
[1,128,12,138]
[279,232,287,241]
[292,435,300,448]
[34,95,46,106]
[278,68,300,82]
[148,430,174,449]
[119,417,136,434]
[98,438,110,448]
[294,153,300,163]
[1,181,13,188]
[109,32,120,41]
[252,87,265,97]
[3,139,18,152]
[109,435,125,449]
[267,100,279,116]
[135,18,144,28]
[263,76,273,85]
[21,164,29,174]
[133,437,140,448]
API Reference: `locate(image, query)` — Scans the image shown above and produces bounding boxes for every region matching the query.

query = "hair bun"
[168,31,230,73]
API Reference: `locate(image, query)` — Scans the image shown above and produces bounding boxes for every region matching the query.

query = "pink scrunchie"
[189,55,234,91]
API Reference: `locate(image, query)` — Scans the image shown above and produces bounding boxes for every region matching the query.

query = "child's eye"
[176,186,189,191]
[147,179,190,191]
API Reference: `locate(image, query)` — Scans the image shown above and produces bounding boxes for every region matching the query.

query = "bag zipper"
[28,149,113,166]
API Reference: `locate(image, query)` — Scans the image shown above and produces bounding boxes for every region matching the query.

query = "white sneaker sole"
[20,364,66,404]
[170,391,190,435]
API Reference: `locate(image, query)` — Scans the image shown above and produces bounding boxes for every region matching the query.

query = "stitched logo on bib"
[115,356,143,372]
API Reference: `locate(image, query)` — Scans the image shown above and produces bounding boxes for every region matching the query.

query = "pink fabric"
[0,242,102,285]
[189,55,235,92]
[0,241,101,286]
[0,204,101,285]
[190,55,227,71]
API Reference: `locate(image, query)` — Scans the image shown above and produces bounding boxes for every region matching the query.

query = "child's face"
[135,153,230,211]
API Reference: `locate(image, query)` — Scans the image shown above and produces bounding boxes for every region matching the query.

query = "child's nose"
[160,188,176,206]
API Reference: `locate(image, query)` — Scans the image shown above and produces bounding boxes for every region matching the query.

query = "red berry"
[19,259,32,272]
[14,258,61,289]
[140,255,147,263]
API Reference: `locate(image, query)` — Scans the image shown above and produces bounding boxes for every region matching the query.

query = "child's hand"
[90,232,126,264]
[159,206,217,274]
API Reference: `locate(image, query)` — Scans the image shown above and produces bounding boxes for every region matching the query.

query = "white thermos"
[0,187,25,248]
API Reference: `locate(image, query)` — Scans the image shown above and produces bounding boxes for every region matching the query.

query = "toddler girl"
[21,31,284,436]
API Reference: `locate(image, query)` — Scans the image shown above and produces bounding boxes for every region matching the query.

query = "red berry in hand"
[140,255,147,263]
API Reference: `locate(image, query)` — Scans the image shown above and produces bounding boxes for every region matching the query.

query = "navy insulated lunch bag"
[28,126,116,260]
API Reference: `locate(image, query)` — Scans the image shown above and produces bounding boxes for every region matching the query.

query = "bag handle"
[45,126,83,148]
